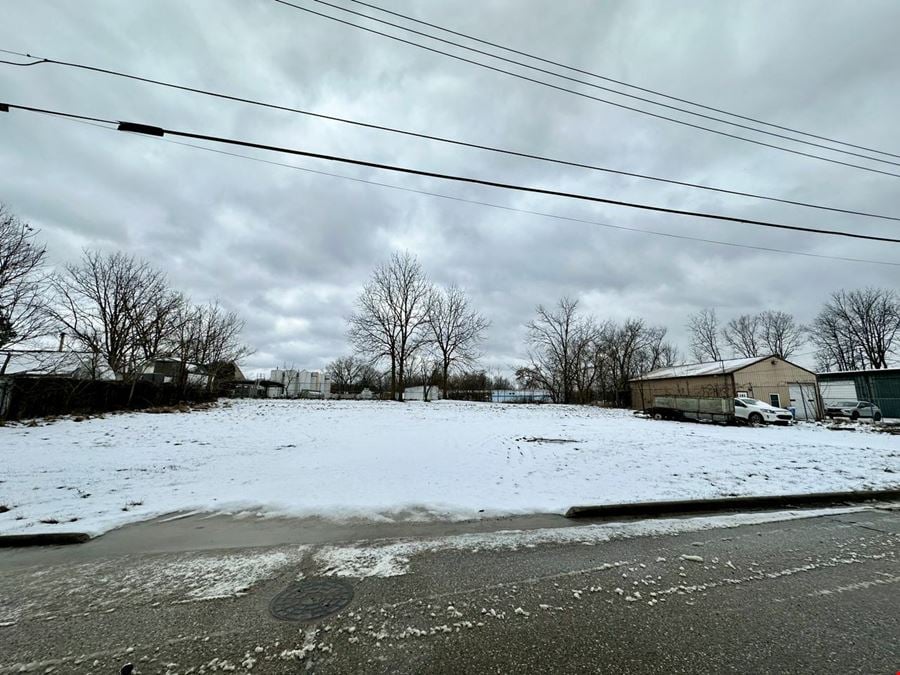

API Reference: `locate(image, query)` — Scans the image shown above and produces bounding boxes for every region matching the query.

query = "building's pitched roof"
[632,355,769,381]
[1,351,114,379]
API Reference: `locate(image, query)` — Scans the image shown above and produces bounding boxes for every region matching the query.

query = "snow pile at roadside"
[0,545,311,625]
[311,507,868,578]
[1,399,897,535]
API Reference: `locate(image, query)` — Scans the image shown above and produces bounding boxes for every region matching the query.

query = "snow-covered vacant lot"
[1,399,897,536]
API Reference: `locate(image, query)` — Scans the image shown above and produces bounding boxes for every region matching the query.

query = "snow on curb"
[311,507,868,578]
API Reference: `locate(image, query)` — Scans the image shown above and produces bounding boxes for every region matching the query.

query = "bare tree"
[641,325,680,372]
[811,288,900,370]
[525,297,596,403]
[489,371,512,390]
[648,338,680,371]
[407,348,441,400]
[515,365,542,390]
[348,252,433,401]
[133,291,186,362]
[0,204,50,351]
[721,314,761,358]
[327,355,364,395]
[357,363,384,392]
[809,306,860,372]
[593,320,675,405]
[170,300,204,391]
[348,272,397,393]
[758,310,804,359]
[48,250,169,378]
[687,308,722,362]
[429,284,489,395]
[192,301,251,391]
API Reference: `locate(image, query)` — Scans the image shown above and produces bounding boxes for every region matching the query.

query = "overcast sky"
[2,0,899,376]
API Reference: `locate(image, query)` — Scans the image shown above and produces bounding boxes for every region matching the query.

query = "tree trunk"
[390,354,397,400]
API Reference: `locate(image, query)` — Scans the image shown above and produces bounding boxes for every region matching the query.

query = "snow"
[0,399,897,535]
[636,356,766,380]
[310,507,867,578]
[0,546,310,625]
[0,350,114,379]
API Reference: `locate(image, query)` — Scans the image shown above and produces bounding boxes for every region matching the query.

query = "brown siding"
[733,357,817,411]
[631,357,820,417]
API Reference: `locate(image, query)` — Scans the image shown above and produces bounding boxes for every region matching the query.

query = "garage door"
[819,380,857,404]
[788,383,819,420]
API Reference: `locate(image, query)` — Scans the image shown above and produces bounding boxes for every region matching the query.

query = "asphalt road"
[1,507,897,674]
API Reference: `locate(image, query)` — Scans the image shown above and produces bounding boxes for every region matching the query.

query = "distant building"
[141,357,210,388]
[630,355,821,421]
[818,368,900,419]
[269,369,331,398]
[403,385,442,401]
[230,378,284,399]
[491,389,553,404]
[0,350,114,381]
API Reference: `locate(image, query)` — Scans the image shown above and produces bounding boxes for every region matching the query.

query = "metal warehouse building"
[630,355,821,420]
[817,368,900,419]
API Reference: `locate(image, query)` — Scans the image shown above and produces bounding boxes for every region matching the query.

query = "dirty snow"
[310,507,867,578]
[1,399,897,535]
[0,546,309,625]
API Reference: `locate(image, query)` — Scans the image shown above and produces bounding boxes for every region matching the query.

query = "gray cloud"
[2,0,899,375]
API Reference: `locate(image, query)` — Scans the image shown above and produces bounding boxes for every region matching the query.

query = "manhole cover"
[269,578,354,622]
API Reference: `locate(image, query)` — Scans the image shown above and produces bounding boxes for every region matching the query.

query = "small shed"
[228,379,284,399]
[817,368,900,419]
[403,385,442,401]
[630,355,821,420]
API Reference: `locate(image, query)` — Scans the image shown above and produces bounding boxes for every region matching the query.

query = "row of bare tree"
[0,204,249,389]
[325,355,385,395]
[810,289,900,371]
[0,204,47,350]
[326,356,512,397]
[687,290,900,372]
[518,297,679,404]
[687,308,805,362]
[346,251,489,400]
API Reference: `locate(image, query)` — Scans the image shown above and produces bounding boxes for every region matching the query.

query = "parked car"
[824,400,883,422]
[733,398,794,425]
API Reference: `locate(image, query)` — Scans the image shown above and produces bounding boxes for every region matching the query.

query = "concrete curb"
[565,489,900,519]
[0,532,92,547]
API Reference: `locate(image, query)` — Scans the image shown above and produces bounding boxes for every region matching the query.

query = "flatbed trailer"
[645,395,735,425]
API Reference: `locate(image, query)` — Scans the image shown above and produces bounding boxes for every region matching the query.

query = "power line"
[149,142,900,268]
[3,48,897,222]
[22,109,900,268]
[345,0,900,160]
[5,101,900,245]
[271,0,900,176]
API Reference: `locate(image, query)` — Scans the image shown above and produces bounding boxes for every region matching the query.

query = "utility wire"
[5,101,900,245]
[3,46,900,222]
[0,56,43,66]
[273,0,900,173]
[23,109,900,268]
[346,0,900,160]
[151,141,900,268]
